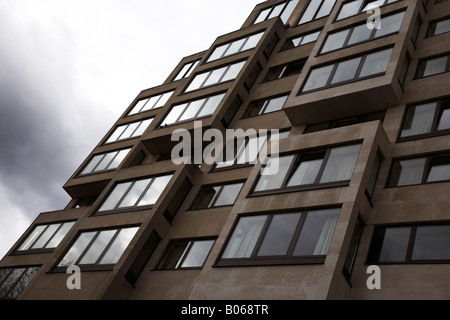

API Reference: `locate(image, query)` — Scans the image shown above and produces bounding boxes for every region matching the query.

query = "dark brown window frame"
[426,16,450,38]
[367,222,450,265]
[296,0,337,26]
[250,141,363,197]
[252,0,299,25]
[262,59,306,82]
[334,0,403,22]
[214,207,342,267]
[189,181,245,210]
[241,93,290,119]
[77,147,132,177]
[415,53,450,79]
[103,118,154,145]
[398,97,450,142]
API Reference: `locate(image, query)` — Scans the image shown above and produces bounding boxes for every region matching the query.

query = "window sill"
[214,256,326,267]
[249,180,350,197]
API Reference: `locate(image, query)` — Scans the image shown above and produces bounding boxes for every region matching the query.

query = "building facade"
[1,0,450,300]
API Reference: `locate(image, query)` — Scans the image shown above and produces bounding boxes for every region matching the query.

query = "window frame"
[427,16,450,38]
[0,266,40,300]
[335,0,402,22]
[252,0,300,25]
[215,207,341,267]
[189,181,245,210]
[173,59,200,81]
[78,148,132,176]
[263,59,306,82]
[415,53,450,79]
[296,0,337,26]
[127,91,175,116]
[104,118,153,145]
[242,94,290,119]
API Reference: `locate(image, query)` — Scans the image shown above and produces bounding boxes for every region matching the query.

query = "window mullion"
[431,100,443,133]
[281,153,301,188]
[421,156,432,184]
[3,268,28,299]
[326,63,339,86]
[405,226,416,262]
[176,241,194,269]
[29,225,49,250]
[175,103,191,124]
[313,0,325,21]
[354,54,367,79]
[76,231,100,265]
[218,65,233,83]
[92,153,108,173]
[286,210,308,256]
[210,185,225,208]
[115,181,136,210]
[115,124,129,142]
[251,214,274,258]
[316,148,332,184]
[94,229,121,265]
[103,151,119,171]
[134,178,154,207]
[42,223,63,249]
[193,97,210,119]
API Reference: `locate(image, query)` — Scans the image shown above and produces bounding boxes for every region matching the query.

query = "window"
[190,182,244,209]
[297,0,337,25]
[0,267,40,300]
[16,221,75,253]
[388,153,450,187]
[56,226,139,271]
[343,217,363,280]
[173,60,200,81]
[264,60,305,82]
[160,93,226,127]
[301,47,393,93]
[185,61,246,92]
[428,17,450,37]
[336,0,402,21]
[281,30,321,50]
[97,174,173,213]
[253,0,299,25]
[207,32,264,63]
[368,224,450,263]
[366,152,382,198]
[400,99,450,139]
[79,148,131,176]
[321,11,405,54]
[253,143,362,193]
[243,95,289,118]
[105,118,153,144]
[163,179,191,222]
[416,54,450,78]
[128,91,174,116]
[156,239,215,270]
[217,208,341,266]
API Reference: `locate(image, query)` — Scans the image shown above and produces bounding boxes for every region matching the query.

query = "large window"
[156,238,215,270]
[207,32,264,63]
[253,143,362,194]
[368,224,450,263]
[399,99,450,139]
[253,0,299,25]
[336,0,402,21]
[282,30,321,50]
[416,53,450,78]
[242,95,289,118]
[264,60,305,82]
[159,93,226,127]
[190,182,244,209]
[297,0,337,25]
[388,153,450,187]
[185,61,246,92]
[216,208,341,266]
[105,118,153,144]
[97,174,173,213]
[0,267,40,300]
[128,91,174,116]
[301,47,393,93]
[79,148,131,176]
[55,226,139,271]
[173,60,200,81]
[321,11,405,54]
[427,16,450,37]
[16,221,75,253]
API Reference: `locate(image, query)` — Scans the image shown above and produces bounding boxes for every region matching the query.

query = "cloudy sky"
[0,0,263,259]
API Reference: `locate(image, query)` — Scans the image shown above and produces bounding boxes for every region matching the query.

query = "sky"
[0,0,263,259]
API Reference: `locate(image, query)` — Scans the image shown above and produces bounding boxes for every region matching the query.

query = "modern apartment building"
[1,0,450,300]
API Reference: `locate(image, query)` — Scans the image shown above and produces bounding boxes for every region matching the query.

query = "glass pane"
[107,148,130,170]
[389,158,426,186]
[287,158,323,186]
[302,31,320,44]
[58,232,96,267]
[18,225,46,251]
[197,93,225,118]
[185,72,209,92]
[226,38,246,56]
[98,182,132,211]
[157,241,189,269]
[359,48,393,77]
[31,223,60,249]
[400,103,437,137]
[316,0,336,19]
[293,208,340,256]
[214,183,243,207]
[254,8,271,24]
[46,222,75,248]
[81,155,103,174]
[434,18,450,36]
[412,225,450,260]
[95,151,116,171]
[118,179,151,208]
[0,268,26,299]
[191,186,221,209]
[236,135,267,165]
[330,57,361,84]
[138,174,173,206]
[181,240,215,268]
[427,158,450,182]
[106,125,126,143]
[203,66,228,86]
[120,122,140,140]
[302,65,334,91]
[320,144,362,183]
[208,44,228,62]
[337,0,363,20]
[132,119,152,137]
[321,29,349,53]
[128,99,147,115]
[362,0,385,11]
[221,61,246,82]
[257,212,302,256]
[280,0,300,24]
[268,3,284,19]
[241,32,264,51]
[155,91,174,109]
[140,95,160,112]
[375,11,405,38]
[254,155,295,191]
[437,108,450,131]
[99,227,139,264]
[422,56,447,77]
[6,267,39,300]
[348,24,373,45]
[264,95,288,114]
[378,227,410,262]
[175,62,194,80]
[79,230,116,265]
[161,104,187,126]
[179,99,205,122]
[299,0,322,24]
[221,215,268,258]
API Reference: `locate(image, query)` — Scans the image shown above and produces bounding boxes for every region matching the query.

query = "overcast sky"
[0,0,263,259]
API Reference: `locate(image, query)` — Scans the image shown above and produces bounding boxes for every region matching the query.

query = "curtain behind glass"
[320,144,361,183]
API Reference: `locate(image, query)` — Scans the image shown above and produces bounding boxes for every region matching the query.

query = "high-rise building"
[1,0,450,300]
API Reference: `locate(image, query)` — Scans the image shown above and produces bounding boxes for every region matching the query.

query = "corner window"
[207,32,264,63]
[217,208,341,266]
[173,60,200,81]
[0,267,40,300]
[128,91,175,116]
[97,174,173,213]
[156,239,215,270]
[190,182,244,209]
[105,118,153,144]
[79,148,131,176]
[297,0,336,25]
[16,221,75,253]
[253,0,299,25]
[55,226,139,271]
